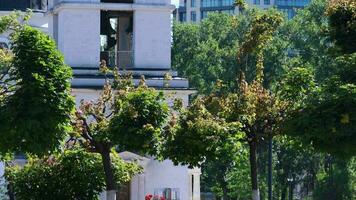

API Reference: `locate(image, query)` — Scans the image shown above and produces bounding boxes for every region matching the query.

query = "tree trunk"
[249,140,260,200]
[101,147,117,200]
[281,186,287,200]
[289,183,293,200]
[222,181,229,200]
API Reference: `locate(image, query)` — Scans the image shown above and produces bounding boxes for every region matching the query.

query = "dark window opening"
[100,11,134,68]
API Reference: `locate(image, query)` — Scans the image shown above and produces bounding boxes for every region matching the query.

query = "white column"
[138,174,146,200]
[186,0,191,22]
[196,0,201,22]
[133,7,172,69]
[192,173,201,200]
[54,6,101,68]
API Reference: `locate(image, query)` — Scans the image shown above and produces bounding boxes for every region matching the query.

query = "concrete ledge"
[49,2,174,14]
[72,68,179,77]
[71,77,189,88]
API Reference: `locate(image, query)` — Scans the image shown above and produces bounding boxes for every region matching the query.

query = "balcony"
[100,10,133,68]
[101,51,134,69]
[0,0,46,11]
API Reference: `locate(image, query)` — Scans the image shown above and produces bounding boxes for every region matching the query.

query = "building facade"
[0,1,200,200]
[174,0,310,22]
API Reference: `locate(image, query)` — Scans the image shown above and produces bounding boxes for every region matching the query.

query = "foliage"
[200,145,251,200]
[166,8,284,200]
[109,87,169,154]
[283,0,332,81]
[282,47,356,158]
[163,98,242,167]
[72,69,170,194]
[172,9,288,94]
[5,149,140,200]
[6,149,104,200]
[0,15,74,155]
[313,158,354,200]
[327,0,356,54]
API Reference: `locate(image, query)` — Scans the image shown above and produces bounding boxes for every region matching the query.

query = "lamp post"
[268,136,273,200]
[287,176,294,200]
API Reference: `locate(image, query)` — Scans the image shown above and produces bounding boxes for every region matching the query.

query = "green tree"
[5,148,140,200]
[0,13,74,155]
[172,10,289,94]
[165,9,284,200]
[72,71,170,200]
[327,0,356,54]
[282,0,356,158]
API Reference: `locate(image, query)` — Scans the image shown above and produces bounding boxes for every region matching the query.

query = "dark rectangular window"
[264,0,270,5]
[191,11,196,22]
[179,12,187,22]
[191,0,196,7]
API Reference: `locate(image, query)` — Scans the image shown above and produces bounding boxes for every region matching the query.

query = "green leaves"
[109,87,169,155]
[327,0,356,54]
[163,98,243,167]
[5,149,140,200]
[172,10,288,94]
[0,24,74,155]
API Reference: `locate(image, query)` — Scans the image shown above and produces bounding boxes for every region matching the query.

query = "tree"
[327,0,356,54]
[5,148,140,200]
[282,0,356,158]
[165,9,284,200]
[71,70,170,200]
[172,10,289,94]
[0,13,74,155]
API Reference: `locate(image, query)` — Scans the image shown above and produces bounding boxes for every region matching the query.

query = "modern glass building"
[0,0,46,11]
[276,0,311,19]
[174,0,311,22]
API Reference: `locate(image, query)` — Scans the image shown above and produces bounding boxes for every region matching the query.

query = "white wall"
[136,0,171,5]
[140,160,191,200]
[56,8,100,68]
[133,8,172,69]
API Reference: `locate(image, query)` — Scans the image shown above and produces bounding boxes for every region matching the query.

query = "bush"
[6,149,140,200]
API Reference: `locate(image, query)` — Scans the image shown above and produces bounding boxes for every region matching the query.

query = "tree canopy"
[0,13,74,155]
[5,148,140,200]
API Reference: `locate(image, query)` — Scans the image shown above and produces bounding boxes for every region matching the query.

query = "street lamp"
[287,175,294,200]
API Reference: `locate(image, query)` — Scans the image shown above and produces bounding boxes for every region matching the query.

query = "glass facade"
[177,0,311,22]
[0,0,45,11]
[276,0,310,18]
[191,0,196,7]
[275,0,310,7]
[179,12,187,22]
[191,11,197,22]
[254,0,261,5]
[201,0,234,8]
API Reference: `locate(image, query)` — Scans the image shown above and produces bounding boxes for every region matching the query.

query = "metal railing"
[100,51,134,69]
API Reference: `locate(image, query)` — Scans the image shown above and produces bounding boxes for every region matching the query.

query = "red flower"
[145,194,153,200]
